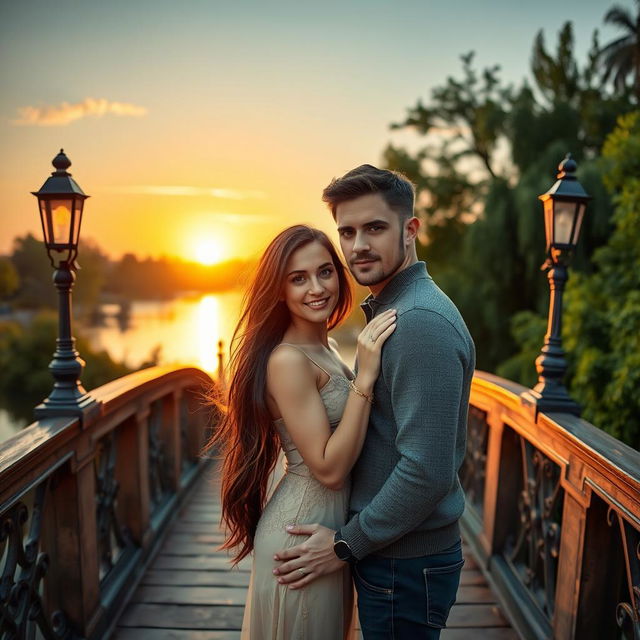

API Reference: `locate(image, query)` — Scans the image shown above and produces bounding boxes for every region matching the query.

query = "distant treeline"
[0,233,255,312]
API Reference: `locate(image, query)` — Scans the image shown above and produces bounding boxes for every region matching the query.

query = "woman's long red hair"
[203,225,352,564]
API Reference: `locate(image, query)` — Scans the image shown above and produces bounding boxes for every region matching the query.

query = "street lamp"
[521,153,591,417]
[31,149,101,422]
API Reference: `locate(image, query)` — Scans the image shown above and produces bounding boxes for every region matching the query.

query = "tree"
[386,19,631,371]
[10,234,56,308]
[599,0,640,101]
[0,312,133,424]
[72,238,110,313]
[563,111,640,448]
[531,23,580,104]
[0,258,19,300]
[8,233,111,316]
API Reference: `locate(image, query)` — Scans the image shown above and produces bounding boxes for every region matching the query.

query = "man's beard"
[349,248,406,288]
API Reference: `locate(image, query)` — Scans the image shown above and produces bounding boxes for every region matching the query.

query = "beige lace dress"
[241,345,356,640]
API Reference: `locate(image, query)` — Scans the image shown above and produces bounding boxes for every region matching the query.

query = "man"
[273,165,476,638]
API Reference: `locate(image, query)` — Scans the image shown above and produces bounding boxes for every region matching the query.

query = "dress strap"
[273,343,332,377]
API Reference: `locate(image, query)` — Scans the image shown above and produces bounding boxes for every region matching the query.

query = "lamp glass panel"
[571,202,585,245]
[553,200,576,246]
[50,199,74,245]
[71,197,82,247]
[543,199,553,249]
[38,200,52,244]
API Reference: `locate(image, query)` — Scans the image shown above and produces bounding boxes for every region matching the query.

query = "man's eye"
[339,230,354,239]
[368,225,383,232]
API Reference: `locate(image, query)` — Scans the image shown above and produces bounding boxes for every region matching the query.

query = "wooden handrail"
[0,366,216,640]
[461,370,640,640]
[2,364,638,640]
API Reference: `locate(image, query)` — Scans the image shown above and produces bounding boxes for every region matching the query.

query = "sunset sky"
[0,0,621,264]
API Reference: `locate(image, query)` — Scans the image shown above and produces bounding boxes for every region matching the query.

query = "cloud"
[106,185,266,200]
[12,98,148,126]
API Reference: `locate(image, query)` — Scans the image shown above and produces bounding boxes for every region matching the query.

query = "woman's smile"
[305,297,330,309]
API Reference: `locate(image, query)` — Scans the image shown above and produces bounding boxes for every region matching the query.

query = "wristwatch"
[333,530,355,563]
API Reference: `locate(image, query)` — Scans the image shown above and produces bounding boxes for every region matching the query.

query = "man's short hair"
[322,164,416,220]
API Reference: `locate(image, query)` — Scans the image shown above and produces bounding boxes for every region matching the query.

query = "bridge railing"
[0,365,216,640]
[460,371,640,640]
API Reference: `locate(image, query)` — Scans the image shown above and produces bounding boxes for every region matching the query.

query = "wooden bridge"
[1,365,639,639]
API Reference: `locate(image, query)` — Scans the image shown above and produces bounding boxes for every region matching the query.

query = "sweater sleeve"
[340,308,467,559]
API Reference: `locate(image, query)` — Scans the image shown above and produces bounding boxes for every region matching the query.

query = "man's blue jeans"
[353,539,464,639]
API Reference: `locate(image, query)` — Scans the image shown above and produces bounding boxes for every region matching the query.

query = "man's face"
[336,193,415,296]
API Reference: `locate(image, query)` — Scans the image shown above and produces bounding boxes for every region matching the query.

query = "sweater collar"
[360,261,429,318]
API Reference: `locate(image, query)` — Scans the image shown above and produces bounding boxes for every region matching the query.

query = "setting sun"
[194,238,225,265]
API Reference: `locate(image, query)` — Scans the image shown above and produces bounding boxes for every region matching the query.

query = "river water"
[1,290,359,440]
[0,291,243,439]
[83,291,244,374]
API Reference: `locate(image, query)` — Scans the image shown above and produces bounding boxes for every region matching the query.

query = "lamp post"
[32,149,101,422]
[521,153,591,417]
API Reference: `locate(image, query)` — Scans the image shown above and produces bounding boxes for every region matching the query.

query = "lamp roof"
[31,149,89,199]
[539,153,591,203]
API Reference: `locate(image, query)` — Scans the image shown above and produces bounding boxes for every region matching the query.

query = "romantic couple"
[207,164,476,639]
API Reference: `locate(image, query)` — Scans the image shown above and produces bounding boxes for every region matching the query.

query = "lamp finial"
[52,150,72,176]
[557,153,577,180]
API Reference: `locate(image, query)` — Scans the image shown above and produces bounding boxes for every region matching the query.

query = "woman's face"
[282,241,339,327]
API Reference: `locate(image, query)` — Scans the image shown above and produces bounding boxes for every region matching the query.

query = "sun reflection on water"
[82,291,243,375]
[197,294,220,372]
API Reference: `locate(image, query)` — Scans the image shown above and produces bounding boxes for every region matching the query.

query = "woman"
[206,225,396,639]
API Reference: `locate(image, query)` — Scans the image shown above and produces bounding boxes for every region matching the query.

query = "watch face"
[334,539,352,562]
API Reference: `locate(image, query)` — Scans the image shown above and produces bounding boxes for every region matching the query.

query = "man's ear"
[404,216,421,246]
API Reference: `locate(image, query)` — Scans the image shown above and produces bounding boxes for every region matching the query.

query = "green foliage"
[10,234,56,308]
[0,312,134,424]
[563,111,640,448]
[9,233,115,312]
[532,23,580,104]
[496,311,546,389]
[72,239,110,310]
[386,18,632,373]
[0,258,19,299]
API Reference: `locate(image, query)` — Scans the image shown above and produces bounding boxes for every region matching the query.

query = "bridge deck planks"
[114,472,518,639]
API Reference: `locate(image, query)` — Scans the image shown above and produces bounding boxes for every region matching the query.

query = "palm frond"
[599,35,635,58]
[604,6,635,32]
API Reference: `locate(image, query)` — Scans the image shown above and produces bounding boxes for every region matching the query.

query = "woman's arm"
[267,309,396,490]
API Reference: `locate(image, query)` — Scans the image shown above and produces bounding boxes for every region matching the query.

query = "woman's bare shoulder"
[267,344,312,380]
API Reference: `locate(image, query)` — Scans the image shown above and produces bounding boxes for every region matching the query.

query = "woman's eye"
[292,275,306,284]
[320,268,334,278]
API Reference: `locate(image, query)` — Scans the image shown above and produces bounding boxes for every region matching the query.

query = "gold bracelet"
[349,380,374,404]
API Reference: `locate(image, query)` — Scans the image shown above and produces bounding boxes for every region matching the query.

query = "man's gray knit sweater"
[340,261,475,560]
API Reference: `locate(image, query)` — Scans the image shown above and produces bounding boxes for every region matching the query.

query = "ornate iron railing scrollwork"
[148,400,170,511]
[460,406,488,515]
[607,507,640,640]
[94,432,132,582]
[1,367,214,640]
[505,437,563,621]
[0,478,74,640]
[458,372,639,639]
